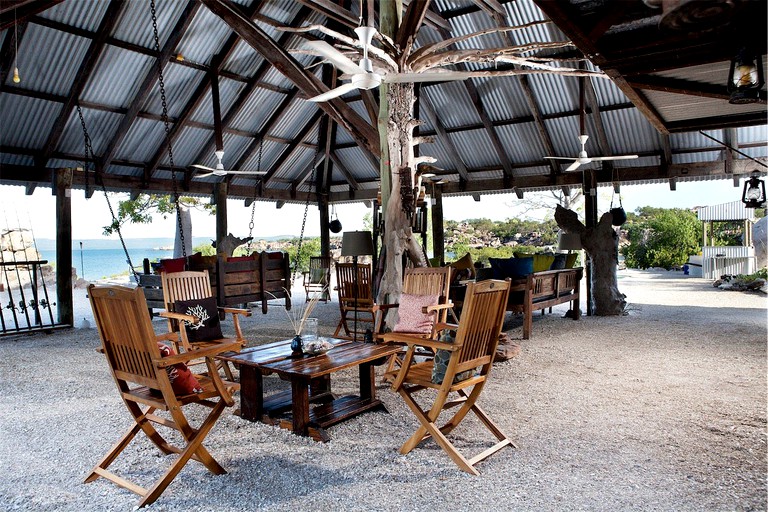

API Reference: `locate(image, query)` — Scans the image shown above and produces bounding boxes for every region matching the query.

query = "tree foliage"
[283,237,321,274]
[102,194,214,236]
[622,207,701,269]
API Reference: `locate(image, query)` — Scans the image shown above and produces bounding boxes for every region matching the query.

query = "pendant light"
[12,9,20,83]
[741,171,766,209]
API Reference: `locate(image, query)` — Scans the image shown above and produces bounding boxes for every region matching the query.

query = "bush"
[622,208,700,269]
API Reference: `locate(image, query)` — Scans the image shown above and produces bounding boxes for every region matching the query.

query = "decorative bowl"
[303,339,334,355]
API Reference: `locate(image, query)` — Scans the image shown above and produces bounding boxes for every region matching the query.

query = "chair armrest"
[219,307,251,317]
[380,332,459,352]
[154,339,242,367]
[424,301,453,314]
[160,311,198,323]
[372,303,398,313]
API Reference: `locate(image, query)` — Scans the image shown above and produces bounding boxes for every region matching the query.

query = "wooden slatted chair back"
[161,270,213,310]
[336,262,373,306]
[89,285,161,390]
[451,279,511,374]
[402,266,452,299]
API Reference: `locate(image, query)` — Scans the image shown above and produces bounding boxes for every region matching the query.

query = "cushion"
[533,254,555,273]
[156,342,203,395]
[431,330,477,384]
[565,253,578,269]
[448,252,475,281]
[550,253,567,270]
[188,252,217,271]
[158,257,186,274]
[174,296,223,342]
[489,256,533,279]
[392,293,439,334]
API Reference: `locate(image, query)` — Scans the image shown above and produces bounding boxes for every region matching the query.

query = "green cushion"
[431,330,477,385]
[532,254,555,272]
[565,253,578,269]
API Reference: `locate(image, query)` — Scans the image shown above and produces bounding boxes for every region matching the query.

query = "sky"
[0,178,748,241]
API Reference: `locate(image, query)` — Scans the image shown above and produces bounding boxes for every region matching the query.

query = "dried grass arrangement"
[271,287,327,336]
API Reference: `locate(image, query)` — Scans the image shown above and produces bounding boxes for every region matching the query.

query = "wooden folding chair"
[333,262,375,340]
[302,256,332,302]
[85,285,238,508]
[373,266,456,378]
[160,270,250,380]
[382,279,515,475]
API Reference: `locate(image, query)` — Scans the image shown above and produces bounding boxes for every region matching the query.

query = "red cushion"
[156,342,203,395]
[393,293,439,334]
[159,257,186,274]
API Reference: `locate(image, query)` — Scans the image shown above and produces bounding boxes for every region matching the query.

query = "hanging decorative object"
[12,9,20,83]
[609,169,627,226]
[329,204,342,233]
[741,171,766,208]
[727,48,765,105]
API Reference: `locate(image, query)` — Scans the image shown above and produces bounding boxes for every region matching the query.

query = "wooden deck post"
[431,185,444,265]
[215,181,227,249]
[54,168,73,326]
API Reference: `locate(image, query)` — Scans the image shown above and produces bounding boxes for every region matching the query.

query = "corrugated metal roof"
[142,62,206,118]
[448,128,499,168]
[35,0,111,32]
[645,90,766,123]
[159,126,212,167]
[115,118,167,162]
[333,146,379,182]
[189,76,245,124]
[471,76,531,120]
[698,201,756,221]
[496,122,549,164]
[0,94,60,148]
[602,108,660,155]
[423,82,481,129]
[270,101,318,140]
[229,87,290,133]
[10,23,89,96]
[81,46,154,107]
[112,0,190,49]
[176,6,233,67]
[224,39,266,76]
[56,107,123,156]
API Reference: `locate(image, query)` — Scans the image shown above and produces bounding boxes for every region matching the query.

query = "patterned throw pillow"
[392,293,439,334]
[174,297,223,342]
[431,330,477,384]
[156,342,203,395]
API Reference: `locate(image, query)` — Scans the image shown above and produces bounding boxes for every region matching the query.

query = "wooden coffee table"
[218,338,400,441]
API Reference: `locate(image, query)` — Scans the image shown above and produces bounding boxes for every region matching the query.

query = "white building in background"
[697,201,758,280]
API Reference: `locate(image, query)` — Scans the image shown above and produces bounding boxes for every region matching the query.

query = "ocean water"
[38,248,175,281]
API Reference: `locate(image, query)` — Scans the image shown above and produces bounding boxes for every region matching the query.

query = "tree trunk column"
[583,170,598,316]
[215,182,227,248]
[55,168,73,326]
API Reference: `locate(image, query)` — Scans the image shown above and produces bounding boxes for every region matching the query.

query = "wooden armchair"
[86,284,238,508]
[302,256,332,302]
[333,262,375,340]
[381,279,515,475]
[160,270,250,380]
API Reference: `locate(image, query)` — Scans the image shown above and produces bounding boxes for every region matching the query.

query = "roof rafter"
[36,0,125,170]
[97,0,201,174]
[202,0,379,158]
[0,0,63,29]
[419,94,470,183]
[260,110,323,187]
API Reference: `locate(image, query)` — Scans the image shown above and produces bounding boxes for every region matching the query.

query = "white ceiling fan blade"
[308,82,360,102]
[590,155,639,161]
[304,40,365,75]
[565,161,582,172]
[221,170,267,175]
[544,156,578,161]
[383,71,473,84]
[191,163,216,172]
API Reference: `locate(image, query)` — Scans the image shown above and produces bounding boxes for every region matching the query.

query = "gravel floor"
[0,269,765,511]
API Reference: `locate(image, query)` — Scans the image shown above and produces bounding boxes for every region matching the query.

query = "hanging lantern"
[727,49,765,105]
[741,171,766,209]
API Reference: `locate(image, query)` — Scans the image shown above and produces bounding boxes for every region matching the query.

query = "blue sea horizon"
[38,247,175,281]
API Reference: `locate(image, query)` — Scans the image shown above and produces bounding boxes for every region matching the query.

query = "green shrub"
[622,208,700,269]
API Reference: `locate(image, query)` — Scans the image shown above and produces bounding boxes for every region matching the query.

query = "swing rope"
[290,143,321,287]
[76,104,140,283]
[150,0,186,258]
[245,138,264,254]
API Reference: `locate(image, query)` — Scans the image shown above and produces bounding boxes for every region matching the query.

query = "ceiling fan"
[191,150,267,178]
[544,134,639,172]
[304,27,473,102]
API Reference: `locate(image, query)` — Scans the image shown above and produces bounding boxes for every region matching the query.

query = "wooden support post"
[431,185,444,265]
[320,199,330,258]
[54,168,73,326]
[215,182,228,249]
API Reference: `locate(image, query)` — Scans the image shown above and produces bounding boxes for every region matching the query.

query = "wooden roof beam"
[202,0,378,157]
[36,0,125,170]
[260,111,323,187]
[97,0,201,174]
[0,0,63,29]
[397,0,432,55]
[420,94,470,183]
